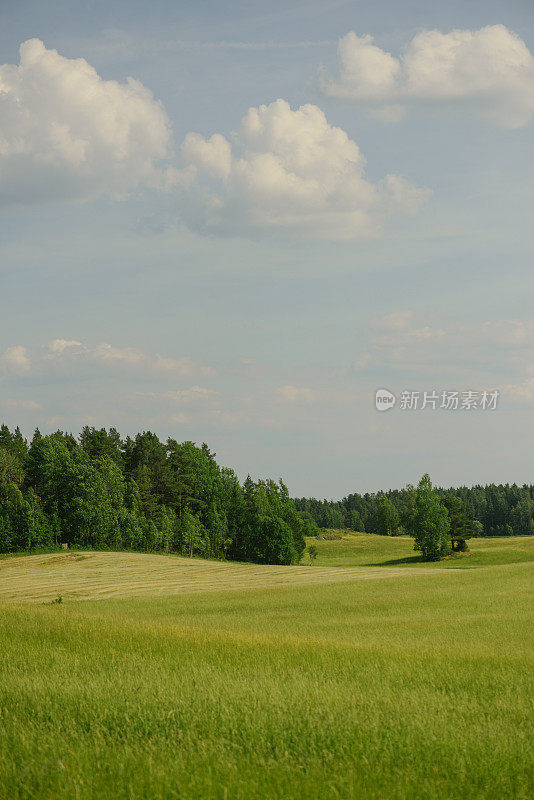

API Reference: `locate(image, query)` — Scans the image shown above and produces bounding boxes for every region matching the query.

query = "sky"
[1,0,534,497]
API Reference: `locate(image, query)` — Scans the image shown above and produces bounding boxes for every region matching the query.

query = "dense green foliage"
[442,494,474,552]
[300,474,471,561]
[0,540,532,800]
[410,474,451,561]
[295,477,534,537]
[0,424,307,565]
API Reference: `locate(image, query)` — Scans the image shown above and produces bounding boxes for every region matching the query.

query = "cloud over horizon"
[0,346,31,375]
[1,339,215,379]
[320,25,534,127]
[178,99,430,241]
[0,39,173,206]
[0,41,431,243]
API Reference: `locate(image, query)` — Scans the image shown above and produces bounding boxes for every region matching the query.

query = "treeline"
[294,482,534,537]
[0,425,317,564]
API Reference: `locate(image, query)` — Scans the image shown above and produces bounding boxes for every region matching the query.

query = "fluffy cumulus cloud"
[0,345,31,374]
[179,99,429,241]
[47,339,83,355]
[0,39,172,205]
[320,25,534,127]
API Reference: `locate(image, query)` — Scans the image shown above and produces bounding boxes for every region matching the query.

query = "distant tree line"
[300,473,478,561]
[0,425,317,564]
[294,480,534,538]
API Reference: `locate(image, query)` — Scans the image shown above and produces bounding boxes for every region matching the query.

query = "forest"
[1,423,532,565]
[294,481,534,537]
[0,425,315,563]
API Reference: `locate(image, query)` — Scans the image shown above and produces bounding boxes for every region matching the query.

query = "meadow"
[0,535,533,800]
[307,531,534,568]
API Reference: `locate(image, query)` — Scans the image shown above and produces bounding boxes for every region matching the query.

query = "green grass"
[307,531,534,568]
[0,537,533,800]
[0,549,448,604]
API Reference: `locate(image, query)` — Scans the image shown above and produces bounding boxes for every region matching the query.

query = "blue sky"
[1,0,534,496]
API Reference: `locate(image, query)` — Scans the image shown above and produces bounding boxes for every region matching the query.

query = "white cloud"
[182,133,232,181]
[153,355,215,377]
[479,320,534,346]
[371,310,414,332]
[47,339,84,355]
[179,99,429,241]
[354,314,534,378]
[276,385,316,403]
[0,338,214,380]
[91,343,145,368]
[321,25,534,128]
[46,343,215,378]
[88,343,215,377]
[0,39,172,205]
[3,398,40,410]
[0,345,31,374]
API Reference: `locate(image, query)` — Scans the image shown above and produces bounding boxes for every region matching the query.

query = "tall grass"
[0,538,532,799]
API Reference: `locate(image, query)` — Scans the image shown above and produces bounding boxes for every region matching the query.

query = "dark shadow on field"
[365,555,428,567]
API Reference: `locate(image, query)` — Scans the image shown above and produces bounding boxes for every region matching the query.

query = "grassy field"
[307,531,534,568]
[0,547,451,604]
[0,536,533,800]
